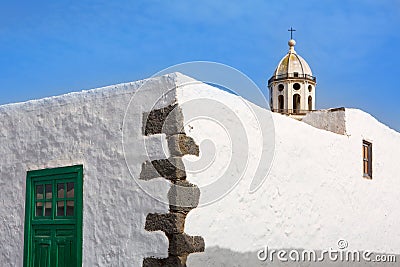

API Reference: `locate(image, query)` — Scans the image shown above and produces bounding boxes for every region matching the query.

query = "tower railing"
[268,73,316,84]
[271,108,316,115]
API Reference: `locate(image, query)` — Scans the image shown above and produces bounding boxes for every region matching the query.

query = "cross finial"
[288,27,296,39]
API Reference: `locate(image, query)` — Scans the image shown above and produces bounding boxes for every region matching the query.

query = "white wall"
[175,80,400,265]
[0,75,182,266]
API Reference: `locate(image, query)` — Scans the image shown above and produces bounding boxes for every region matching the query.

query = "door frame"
[23,165,83,267]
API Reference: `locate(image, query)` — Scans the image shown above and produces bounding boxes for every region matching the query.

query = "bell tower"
[268,29,316,119]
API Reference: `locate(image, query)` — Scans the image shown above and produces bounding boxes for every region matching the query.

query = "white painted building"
[0,71,399,266]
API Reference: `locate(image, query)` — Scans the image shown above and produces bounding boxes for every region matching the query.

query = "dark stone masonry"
[141,102,204,267]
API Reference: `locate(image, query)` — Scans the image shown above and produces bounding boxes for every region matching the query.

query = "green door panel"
[33,239,51,267]
[55,227,75,267]
[31,226,76,267]
[55,238,74,267]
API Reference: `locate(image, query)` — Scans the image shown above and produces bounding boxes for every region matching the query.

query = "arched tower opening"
[293,94,301,114]
[278,95,284,112]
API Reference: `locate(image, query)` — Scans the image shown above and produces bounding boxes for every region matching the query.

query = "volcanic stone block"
[145,212,186,234]
[143,255,187,267]
[140,157,186,181]
[167,134,199,156]
[169,180,200,213]
[168,233,205,256]
[143,104,185,136]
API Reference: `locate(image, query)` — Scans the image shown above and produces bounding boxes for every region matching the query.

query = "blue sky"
[0,0,399,131]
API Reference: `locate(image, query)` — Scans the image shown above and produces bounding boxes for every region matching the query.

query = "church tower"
[268,30,316,119]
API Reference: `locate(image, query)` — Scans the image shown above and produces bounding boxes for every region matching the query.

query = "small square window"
[363,140,372,179]
[36,185,43,200]
[67,182,74,198]
[35,202,43,217]
[57,183,65,198]
[66,201,74,216]
[57,201,65,216]
[45,184,52,200]
[44,202,52,216]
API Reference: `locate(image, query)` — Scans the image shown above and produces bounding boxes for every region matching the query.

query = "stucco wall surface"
[0,74,184,266]
[175,80,400,265]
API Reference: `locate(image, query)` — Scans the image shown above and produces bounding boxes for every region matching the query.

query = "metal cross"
[288,27,296,39]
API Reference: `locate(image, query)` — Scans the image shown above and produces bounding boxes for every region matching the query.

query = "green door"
[24,165,83,267]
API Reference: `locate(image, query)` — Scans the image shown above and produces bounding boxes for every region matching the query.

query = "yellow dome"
[269,39,315,84]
